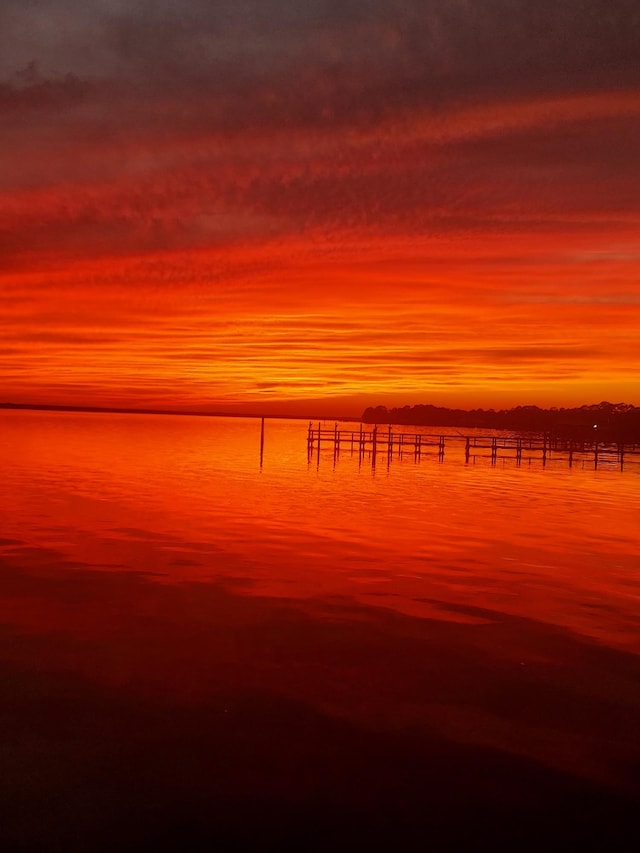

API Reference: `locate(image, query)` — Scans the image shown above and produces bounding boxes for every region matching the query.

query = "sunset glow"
[2,1,639,415]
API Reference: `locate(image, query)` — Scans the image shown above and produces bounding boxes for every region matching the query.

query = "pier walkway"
[307,423,640,470]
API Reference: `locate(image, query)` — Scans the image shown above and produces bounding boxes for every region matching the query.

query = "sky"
[1,0,639,417]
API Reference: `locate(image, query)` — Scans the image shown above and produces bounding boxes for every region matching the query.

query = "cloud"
[3,2,639,109]
[0,64,88,114]
[1,2,639,410]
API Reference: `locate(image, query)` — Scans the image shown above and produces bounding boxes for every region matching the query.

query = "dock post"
[491,436,497,465]
[568,441,573,468]
[260,417,265,466]
[465,436,470,463]
[439,436,445,460]
[359,423,364,457]
[334,422,339,454]
[317,421,321,455]
[619,443,625,471]
[388,424,392,459]
[516,438,522,466]
[594,440,598,469]
[371,425,377,470]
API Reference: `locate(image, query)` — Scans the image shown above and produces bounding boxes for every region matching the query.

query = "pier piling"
[304,425,634,470]
[260,417,265,466]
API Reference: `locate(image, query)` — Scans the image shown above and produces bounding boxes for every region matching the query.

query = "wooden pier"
[308,423,445,463]
[307,423,640,470]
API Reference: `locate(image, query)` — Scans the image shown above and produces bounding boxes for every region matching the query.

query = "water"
[1,410,639,849]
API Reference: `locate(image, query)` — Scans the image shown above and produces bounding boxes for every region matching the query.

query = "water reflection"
[0,410,639,849]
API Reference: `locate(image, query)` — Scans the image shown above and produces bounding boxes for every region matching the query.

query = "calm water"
[1,410,639,849]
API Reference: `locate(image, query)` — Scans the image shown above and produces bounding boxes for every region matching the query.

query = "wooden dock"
[306,423,640,470]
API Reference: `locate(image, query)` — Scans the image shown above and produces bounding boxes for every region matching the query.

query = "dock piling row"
[306,424,636,469]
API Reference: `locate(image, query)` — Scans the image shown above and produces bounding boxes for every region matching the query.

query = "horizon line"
[1,399,636,422]
[0,402,360,422]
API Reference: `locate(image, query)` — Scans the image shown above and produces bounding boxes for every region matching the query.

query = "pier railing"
[306,423,640,469]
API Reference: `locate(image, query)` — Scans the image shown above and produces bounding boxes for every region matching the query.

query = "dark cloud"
[103,0,640,103]
[1,1,639,265]
[2,2,639,112]
[0,63,88,112]
[93,0,640,133]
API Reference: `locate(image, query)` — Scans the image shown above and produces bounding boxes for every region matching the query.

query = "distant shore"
[362,402,640,442]
[2,401,639,441]
[0,402,355,423]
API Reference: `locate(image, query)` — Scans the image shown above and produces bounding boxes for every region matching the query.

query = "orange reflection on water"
[2,410,639,650]
[1,410,639,847]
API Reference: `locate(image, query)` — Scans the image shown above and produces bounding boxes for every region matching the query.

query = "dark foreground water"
[1,411,639,850]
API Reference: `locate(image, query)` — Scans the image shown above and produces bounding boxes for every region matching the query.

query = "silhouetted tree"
[361,401,639,440]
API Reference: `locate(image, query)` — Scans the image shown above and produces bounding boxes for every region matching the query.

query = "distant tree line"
[362,401,640,441]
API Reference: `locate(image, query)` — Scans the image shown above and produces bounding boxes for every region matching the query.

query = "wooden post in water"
[516,437,522,466]
[359,423,364,457]
[568,441,573,468]
[594,440,598,468]
[334,422,339,454]
[371,425,378,470]
[317,421,321,455]
[438,436,445,460]
[260,417,265,466]
[388,425,392,459]
[619,443,625,471]
[491,436,497,465]
[465,436,470,463]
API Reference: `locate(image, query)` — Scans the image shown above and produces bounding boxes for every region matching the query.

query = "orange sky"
[1,1,639,416]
